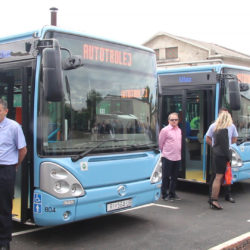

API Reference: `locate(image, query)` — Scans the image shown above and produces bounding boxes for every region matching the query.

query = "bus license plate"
[107,199,132,212]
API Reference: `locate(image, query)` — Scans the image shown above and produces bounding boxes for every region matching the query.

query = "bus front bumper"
[33,180,161,226]
[232,161,250,182]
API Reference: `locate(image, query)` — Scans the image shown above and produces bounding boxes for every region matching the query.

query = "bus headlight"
[40,162,85,199]
[231,149,243,168]
[150,156,162,184]
[54,180,70,193]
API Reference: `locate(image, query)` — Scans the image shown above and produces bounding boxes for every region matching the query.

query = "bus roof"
[0,26,154,53]
[157,64,250,75]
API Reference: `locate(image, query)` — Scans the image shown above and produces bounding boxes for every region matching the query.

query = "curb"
[209,232,250,250]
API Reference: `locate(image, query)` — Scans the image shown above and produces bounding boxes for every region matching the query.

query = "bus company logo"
[240,146,245,152]
[80,162,88,171]
[117,185,126,196]
[179,76,192,83]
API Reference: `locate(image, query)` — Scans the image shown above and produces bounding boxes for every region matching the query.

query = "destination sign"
[237,73,250,84]
[159,72,217,86]
[83,44,132,67]
[0,38,34,61]
[0,50,11,59]
[121,88,148,98]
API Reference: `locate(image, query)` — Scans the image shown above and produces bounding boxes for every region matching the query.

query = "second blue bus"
[158,64,250,184]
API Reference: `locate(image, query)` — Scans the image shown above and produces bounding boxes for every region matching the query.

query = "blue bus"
[0,26,161,226]
[158,64,250,184]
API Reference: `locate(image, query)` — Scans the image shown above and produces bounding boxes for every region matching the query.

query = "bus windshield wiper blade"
[71,139,127,162]
[127,144,160,153]
[237,136,250,145]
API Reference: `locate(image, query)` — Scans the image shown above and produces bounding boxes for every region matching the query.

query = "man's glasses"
[170,119,178,121]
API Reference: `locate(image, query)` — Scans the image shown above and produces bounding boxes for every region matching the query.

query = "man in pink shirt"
[159,112,182,201]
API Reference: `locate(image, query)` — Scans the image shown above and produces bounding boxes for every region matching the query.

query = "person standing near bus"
[206,109,238,208]
[0,98,27,250]
[159,112,182,201]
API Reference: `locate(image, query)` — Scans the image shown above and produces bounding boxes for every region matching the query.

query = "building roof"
[143,32,250,60]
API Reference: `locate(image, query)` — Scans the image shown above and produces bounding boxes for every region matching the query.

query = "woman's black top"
[212,128,231,161]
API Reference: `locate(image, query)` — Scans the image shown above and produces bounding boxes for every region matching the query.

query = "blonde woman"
[206,110,237,209]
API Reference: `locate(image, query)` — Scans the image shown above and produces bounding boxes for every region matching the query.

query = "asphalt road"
[11,180,250,250]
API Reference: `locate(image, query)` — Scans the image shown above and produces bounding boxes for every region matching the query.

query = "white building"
[143,32,250,68]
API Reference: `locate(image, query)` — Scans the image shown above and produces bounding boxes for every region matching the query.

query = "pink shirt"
[159,124,182,161]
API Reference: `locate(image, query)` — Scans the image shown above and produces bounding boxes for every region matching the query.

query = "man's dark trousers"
[0,165,16,247]
[161,157,180,198]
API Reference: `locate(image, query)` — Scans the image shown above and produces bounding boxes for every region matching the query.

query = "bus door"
[160,86,214,183]
[0,63,33,222]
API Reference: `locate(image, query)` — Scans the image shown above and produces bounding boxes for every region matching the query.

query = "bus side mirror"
[228,79,240,110]
[62,55,84,70]
[240,83,249,92]
[42,40,64,102]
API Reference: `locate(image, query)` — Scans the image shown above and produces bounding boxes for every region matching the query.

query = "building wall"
[144,35,250,68]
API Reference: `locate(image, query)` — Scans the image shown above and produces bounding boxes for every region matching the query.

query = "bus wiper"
[71,139,127,162]
[237,136,250,145]
[127,144,160,154]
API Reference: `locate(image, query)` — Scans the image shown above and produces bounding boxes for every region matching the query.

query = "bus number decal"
[45,207,56,213]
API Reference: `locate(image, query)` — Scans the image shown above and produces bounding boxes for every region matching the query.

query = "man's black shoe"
[225,195,235,203]
[173,194,181,201]
[169,196,174,202]
[162,196,169,201]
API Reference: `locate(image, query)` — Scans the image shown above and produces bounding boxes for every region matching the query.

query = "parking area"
[12,181,250,250]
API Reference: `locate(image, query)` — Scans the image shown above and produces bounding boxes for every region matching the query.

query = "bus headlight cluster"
[40,162,85,199]
[231,149,243,168]
[150,155,162,184]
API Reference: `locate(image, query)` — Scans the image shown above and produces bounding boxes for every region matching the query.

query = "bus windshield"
[223,68,250,140]
[38,32,157,156]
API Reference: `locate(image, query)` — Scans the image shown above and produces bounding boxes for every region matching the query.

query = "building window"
[165,47,178,59]
[154,49,159,60]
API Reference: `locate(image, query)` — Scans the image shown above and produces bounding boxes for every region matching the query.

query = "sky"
[1,0,250,55]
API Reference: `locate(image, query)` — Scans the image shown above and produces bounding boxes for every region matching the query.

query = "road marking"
[208,232,250,250]
[13,204,156,236]
[116,203,154,214]
[117,202,179,213]
[12,202,178,237]
[247,220,250,222]
[153,203,179,210]
[12,226,53,237]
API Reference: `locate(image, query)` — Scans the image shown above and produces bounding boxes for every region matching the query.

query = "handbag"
[223,161,233,185]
